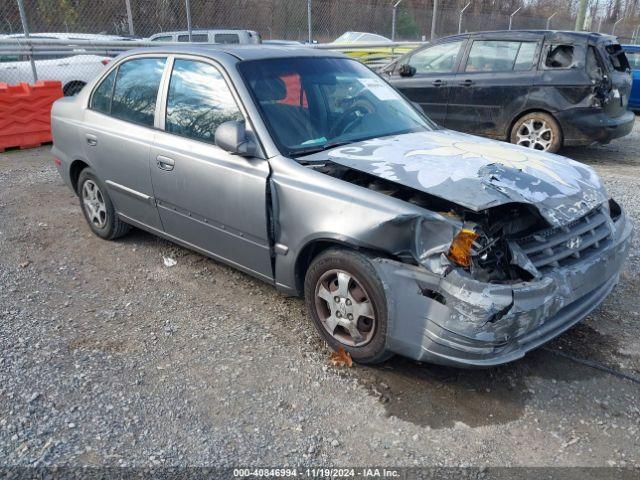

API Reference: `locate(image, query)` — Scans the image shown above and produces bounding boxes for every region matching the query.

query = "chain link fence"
[1,0,639,89]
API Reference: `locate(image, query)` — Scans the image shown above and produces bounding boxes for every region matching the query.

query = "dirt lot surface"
[1,121,639,469]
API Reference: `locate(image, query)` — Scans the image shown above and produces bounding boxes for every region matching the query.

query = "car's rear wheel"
[510,112,562,153]
[304,248,392,364]
[77,168,130,240]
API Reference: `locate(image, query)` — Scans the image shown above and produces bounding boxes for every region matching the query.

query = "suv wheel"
[77,168,130,240]
[510,112,562,153]
[304,249,392,364]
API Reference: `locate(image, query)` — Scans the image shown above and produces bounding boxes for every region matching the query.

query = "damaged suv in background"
[51,46,633,367]
[383,30,635,152]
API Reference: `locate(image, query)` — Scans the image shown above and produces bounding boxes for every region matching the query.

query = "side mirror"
[214,120,258,157]
[398,64,416,77]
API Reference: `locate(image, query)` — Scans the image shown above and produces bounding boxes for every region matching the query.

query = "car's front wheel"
[304,248,392,364]
[77,168,130,240]
[510,112,562,153]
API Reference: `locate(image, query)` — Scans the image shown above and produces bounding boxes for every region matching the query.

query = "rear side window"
[605,44,630,72]
[111,58,166,127]
[151,35,172,42]
[214,34,240,44]
[627,51,640,69]
[178,34,208,42]
[465,40,536,72]
[545,45,575,68]
[90,68,116,114]
[408,41,463,74]
[165,59,243,143]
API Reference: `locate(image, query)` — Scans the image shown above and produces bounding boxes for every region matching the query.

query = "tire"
[510,112,563,153]
[63,81,86,97]
[304,248,392,364]
[77,168,130,240]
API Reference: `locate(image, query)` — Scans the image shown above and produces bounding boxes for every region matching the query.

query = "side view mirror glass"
[214,120,258,157]
[399,64,416,77]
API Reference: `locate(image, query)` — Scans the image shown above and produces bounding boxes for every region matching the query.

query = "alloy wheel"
[515,118,554,151]
[81,179,107,229]
[314,269,376,347]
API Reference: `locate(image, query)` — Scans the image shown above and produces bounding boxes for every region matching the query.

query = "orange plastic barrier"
[0,81,63,152]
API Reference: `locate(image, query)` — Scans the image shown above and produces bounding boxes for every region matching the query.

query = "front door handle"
[458,79,474,86]
[432,79,447,87]
[156,155,175,171]
[85,134,98,146]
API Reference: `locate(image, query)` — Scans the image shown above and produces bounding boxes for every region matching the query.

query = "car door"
[149,57,273,280]
[388,39,466,126]
[82,56,167,230]
[447,38,540,137]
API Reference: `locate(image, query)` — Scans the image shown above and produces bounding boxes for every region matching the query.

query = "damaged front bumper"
[375,208,633,367]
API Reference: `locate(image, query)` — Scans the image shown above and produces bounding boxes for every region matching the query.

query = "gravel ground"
[1,121,639,469]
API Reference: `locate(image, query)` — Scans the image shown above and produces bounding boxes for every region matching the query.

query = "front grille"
[515,207,612,270]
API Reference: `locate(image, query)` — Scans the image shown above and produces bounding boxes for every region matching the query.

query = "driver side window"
[407,41,464,74]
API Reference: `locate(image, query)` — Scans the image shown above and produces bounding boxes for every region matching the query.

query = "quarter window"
[165,59,243,143]
[214,34,240,44]
[178,34,208,42]
[466,40,536,72]
[90,68,116,114]
[408,41,463,74]
[111,57,166,127]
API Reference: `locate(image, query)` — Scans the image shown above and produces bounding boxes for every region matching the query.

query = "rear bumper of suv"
[374,207,633,368]
[558,108,635,146]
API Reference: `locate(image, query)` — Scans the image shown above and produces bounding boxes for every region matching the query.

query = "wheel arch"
[69,159,90,194]
[506,108,564,142]
[293,237,395,297]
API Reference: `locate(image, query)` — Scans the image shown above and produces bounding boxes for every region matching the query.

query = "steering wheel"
[331,98,375,137]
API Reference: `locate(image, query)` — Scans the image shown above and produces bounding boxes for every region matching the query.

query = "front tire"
[510,112,562,153]
[304,248,392,364]
[77,168,130,240]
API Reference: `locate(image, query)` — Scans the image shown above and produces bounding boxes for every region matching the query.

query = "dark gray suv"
[383,30,635,152]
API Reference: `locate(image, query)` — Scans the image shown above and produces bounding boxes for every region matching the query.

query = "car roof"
[121,44,343,61]
[435,29,618,44]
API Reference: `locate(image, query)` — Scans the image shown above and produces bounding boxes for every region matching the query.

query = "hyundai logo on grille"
[566,236,583,250]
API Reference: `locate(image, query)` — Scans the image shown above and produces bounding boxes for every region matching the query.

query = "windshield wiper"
[291,140,354,157]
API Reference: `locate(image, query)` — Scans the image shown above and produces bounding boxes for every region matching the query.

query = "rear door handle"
[85,134,98,146]
[156,155,175,171]
[458,79,474,86]
[432,79,447,87]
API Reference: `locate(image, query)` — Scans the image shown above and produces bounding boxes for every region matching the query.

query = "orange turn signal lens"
[447,229,479,267]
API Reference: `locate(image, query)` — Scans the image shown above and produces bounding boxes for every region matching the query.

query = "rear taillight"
[101,59,110,66]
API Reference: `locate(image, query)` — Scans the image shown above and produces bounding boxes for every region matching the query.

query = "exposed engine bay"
[303,159,555,284]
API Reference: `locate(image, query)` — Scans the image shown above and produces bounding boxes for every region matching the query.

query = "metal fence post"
[307,0,312,44]
[391,0,403,41]
[458,2,470,34]
[125,0,135,36]
[546,12,557,30]
[16,0,37,82]
[185,0,193,41]
[508,7,521,30]
[431,0,438,40]
[612,17,622,35]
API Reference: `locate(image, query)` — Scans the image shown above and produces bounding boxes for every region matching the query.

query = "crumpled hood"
[301,129,607,227]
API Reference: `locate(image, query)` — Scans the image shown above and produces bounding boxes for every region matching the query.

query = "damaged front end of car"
[293,131,633,367]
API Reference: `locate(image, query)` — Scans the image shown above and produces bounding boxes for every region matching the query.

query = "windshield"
[238,57,435,157]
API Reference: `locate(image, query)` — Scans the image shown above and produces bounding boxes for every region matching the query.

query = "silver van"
[148,29,261,45]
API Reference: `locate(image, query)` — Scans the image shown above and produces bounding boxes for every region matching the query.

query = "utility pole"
[16,0,37,82]
[458,2,471,34]
[575,0,589,31]
[307,0,312,44]
[509,7,521,30]
[431,0,438,40]
[185,0,192,41]
[125,0,135,36]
